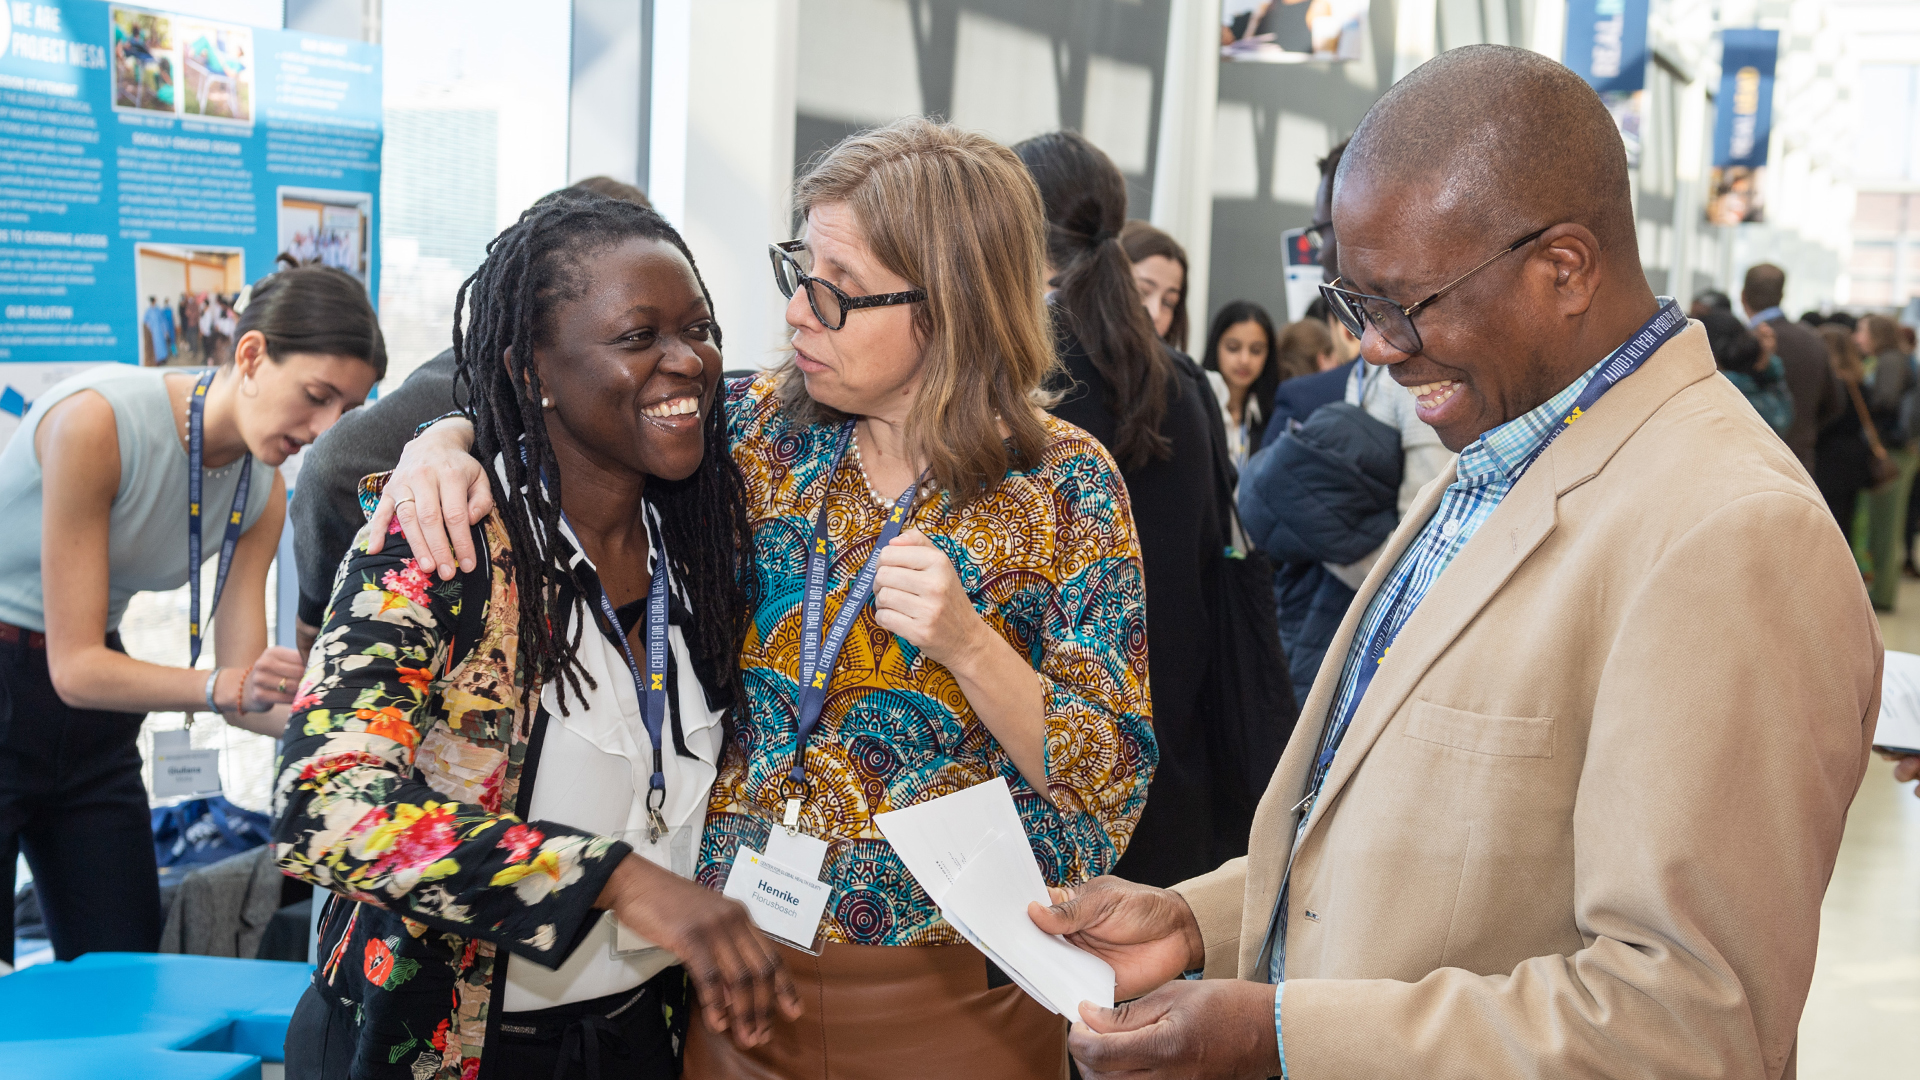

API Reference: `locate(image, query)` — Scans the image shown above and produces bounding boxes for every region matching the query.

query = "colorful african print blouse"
[695,373,1156,946]
[273,509,631,1080]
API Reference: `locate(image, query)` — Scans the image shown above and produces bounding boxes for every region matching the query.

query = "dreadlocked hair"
[453,191,752,717]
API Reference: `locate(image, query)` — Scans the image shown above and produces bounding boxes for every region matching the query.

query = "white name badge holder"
[718,788,832,955]
[610,819,702,957]
[150,725,224,801]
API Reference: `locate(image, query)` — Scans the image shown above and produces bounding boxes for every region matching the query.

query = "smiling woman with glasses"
[373,117,1155,1080]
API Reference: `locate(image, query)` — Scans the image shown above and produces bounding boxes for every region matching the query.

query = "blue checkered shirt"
[1263,355,1609,1074]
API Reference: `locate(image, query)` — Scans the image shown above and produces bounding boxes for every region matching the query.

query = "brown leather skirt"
[683,940,1066,1080]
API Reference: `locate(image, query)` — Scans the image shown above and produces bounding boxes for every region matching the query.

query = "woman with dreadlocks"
[371,118,1154,1079]
[275,192,799,1080]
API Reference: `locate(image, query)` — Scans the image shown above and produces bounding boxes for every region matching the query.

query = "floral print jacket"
[273,504,630,1080]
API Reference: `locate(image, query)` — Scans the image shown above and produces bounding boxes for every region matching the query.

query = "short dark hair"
[1692,289,1731,313]
[563,175,650,208]
[1699,310,1760,373]
[234,264,386,379]
[1741,263,1786,311]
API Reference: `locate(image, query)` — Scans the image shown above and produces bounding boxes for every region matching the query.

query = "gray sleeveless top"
[0,365,275,633]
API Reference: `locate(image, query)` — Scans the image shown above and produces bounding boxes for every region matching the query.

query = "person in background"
[1271,318,1337,382]
[381,118,1156,1080]
[1690,289,1732,317]
[1121,220,1189,353]
[1858,312,1917,610]
[1743,263,1843,475]
[0,265,383,969]
[1202,301,1279,466]
[1813,323,1874,536]
[1701,309,1793,435]
[1018,129,1222,892]
[276,193,793,1080]
[1264,139,1358,441]
[1899,324,1920,579]
[289,176,651,658]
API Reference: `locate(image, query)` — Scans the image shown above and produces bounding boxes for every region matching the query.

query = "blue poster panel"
[1707,28,1778,225]
[1563,0,1650,168]
[0,1,380,420]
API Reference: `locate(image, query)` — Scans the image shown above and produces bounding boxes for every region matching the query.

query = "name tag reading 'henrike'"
[722,846,831,952]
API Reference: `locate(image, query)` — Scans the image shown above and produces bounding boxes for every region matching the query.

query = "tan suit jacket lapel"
[1234,460,1456,975]
[1237,325,1720,978]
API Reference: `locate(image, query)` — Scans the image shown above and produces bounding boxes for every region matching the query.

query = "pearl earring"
[541,396,552,408]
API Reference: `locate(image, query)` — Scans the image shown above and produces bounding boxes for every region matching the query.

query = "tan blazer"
[1173,324,1878,1079]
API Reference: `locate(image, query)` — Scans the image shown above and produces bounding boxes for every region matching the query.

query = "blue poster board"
[1563,0,1650,95]
[1713,29,1778,169]
[0,2,380,418]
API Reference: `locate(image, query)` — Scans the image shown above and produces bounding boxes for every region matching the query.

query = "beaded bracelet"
[235,663,256,714]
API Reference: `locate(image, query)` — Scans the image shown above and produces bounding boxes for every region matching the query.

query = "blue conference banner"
[1712,29,1778,168]
[1562,0,1649,167]
[1706,28,1777,224]
[1563,0,1650,94]
[0,1,380,420]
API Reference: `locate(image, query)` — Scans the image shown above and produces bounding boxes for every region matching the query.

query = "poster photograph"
[132,243,243,366]
[178,20,253,123]
[1706,165,1766,225]
[110,6,175,114]
[1222,0,1368,63]
[277,187,371,285]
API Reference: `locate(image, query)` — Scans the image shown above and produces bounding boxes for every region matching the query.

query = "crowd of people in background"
[1695,270,1920,607]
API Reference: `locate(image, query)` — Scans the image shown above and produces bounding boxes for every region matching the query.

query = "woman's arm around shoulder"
[274,518,625,968]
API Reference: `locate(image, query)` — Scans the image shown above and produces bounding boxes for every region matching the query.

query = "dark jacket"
[1239,402,1403,706]
[1047,326,1226,888]
[1768,316,1844,473]
[1260,360,1357,450]
[289,350,458,627]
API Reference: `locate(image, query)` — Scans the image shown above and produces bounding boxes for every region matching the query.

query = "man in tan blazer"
[1035,45,1879,1079]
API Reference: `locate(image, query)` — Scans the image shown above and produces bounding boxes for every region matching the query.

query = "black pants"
[286,972,680,1079]
[0,633,158,965]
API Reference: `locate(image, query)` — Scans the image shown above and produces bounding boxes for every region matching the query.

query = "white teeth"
[1407,380,1461,403]
[642,397,700,419]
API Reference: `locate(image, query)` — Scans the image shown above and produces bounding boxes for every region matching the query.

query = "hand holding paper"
[875,778,1116,1016]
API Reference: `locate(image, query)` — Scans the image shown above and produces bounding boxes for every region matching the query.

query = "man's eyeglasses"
[769,240,926,331]
[1319,227,1549,355]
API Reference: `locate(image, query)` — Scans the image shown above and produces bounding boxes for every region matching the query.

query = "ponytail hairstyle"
[231,263,386,379]
[1014,130,1171,471]
[454,191,751,714]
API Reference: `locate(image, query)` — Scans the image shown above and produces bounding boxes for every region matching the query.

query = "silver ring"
[392,495,416,509]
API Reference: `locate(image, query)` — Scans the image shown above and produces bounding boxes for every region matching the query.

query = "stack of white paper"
[1876,651,1920,754]
[874,778,1115,1017]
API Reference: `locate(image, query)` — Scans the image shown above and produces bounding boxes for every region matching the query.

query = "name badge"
[722,847,829,954]
[150,728,222,800]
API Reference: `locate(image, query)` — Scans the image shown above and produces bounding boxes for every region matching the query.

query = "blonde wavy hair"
[776,117,1058,507]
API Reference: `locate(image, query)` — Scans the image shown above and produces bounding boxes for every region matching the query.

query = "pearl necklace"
[846,431,895,510]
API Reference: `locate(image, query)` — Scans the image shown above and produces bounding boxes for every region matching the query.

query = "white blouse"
[503,507,724,1011]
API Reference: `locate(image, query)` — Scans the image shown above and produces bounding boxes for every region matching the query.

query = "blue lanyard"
[786,421,922,816]
[187,369,254,670]
[564,509,674,842]
[1306,299,1689,794]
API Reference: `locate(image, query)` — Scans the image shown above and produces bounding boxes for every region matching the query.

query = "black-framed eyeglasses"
[1319,227,1549,355]
[769,240,926,331]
